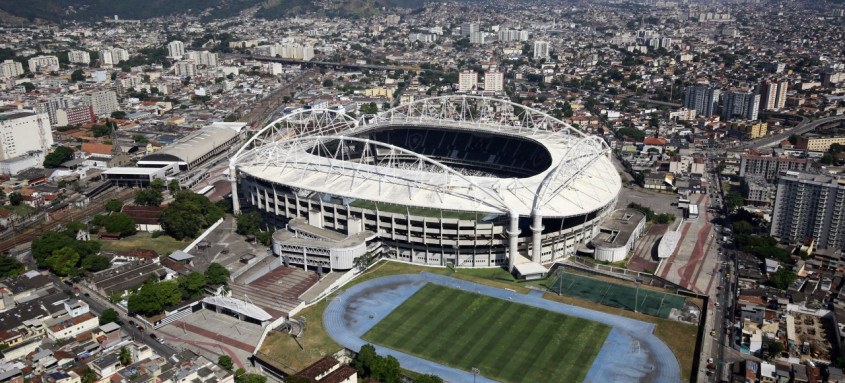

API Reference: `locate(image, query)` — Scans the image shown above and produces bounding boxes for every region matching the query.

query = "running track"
[323,273,681,383]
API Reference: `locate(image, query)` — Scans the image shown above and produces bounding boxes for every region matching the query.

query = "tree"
[99,308,119,325]
[82,254,111,272]
[0,255,24,278]
[205,263,230,285]
[32,231,79,266]
[234,373,266,383]
[415,375,444,383]
[46,247,80,276]
[105,199,124,213]
[732,220,753,235]
[111,111,127,119]
[168,179,180,194]
[119,346,132,366]
[178,272,207,299]
[160,191,224,240]
[103,213,137,236]
[80,366,98,383]
[322,79,334,87]
[8,192,22,206]
[127,280,182,315]
[135,182,164,206]
[71,69,85,82]
[44,146,75,168]
[236,211,263,235]
[354,344,378,377]
[770,267,797,289]
[92,124,113,137]
[218,355,234,371]
[725,192,745,212]
[0,189,6,205]
[767,338,784,357]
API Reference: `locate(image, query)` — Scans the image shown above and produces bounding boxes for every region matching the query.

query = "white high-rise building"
[174,61,197,77]
[484,70,504,92]
[683,85,721,116]
[461,22,479,37]
[98,48,129,67]
[185,51,218,67]
[0,110,54,160]
[722,91,760,121]
[167,41,186,59]
[533,41,550,60]
[0,60,23,79]
[760,80,788,111]
[86,90,120,117]
[771,171,845,250]
[458,71,478,92]
[68,50,91,65]
[27,56,60,72]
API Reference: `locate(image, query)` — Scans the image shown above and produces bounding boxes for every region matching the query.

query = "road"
[233,54,419,72]
[53,275,177,359]
[740,114,845,149]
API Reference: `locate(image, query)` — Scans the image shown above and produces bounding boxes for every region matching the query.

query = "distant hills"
[0,0,430,23]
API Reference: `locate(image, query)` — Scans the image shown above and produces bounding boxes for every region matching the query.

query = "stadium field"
[548,271,686,318]
[362,283,610,383]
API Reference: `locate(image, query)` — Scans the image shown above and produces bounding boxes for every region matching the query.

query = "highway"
[232,54,420,72]
[740,114,845,149]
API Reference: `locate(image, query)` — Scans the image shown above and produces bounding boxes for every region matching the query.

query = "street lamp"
[634,278,642,313]
[471,367,479,383]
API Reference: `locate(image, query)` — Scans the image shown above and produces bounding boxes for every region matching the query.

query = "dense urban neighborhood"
[0,0,845,382]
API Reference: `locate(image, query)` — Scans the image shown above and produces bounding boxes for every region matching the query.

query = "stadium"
[229,95,621,275]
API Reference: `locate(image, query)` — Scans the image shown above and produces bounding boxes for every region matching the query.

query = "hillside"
[0,0,429,22]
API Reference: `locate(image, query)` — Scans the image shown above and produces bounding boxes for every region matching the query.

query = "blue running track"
[323,272,682,383]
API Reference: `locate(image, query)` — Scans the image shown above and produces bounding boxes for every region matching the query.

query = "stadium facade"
[230,96,621,274]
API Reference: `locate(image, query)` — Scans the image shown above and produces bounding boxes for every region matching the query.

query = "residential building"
[0,110,54,160]
[533,40,550,60]
[668,107,696,121]
[771,171,845,250]
[98,48,128,67]
[458,70,477,92]
[484,70,504,92]
[67,50,91,65]
[795,135,845,152]
[185,51,218,67]
[739,154,811,182]
[0,59,24,79]
[85,90,119,117]
[727,121,768,139]
[174,61,196,77]
[683,85,721,116]
[37,97,70,125]
[27,55,59,73]
[723,91,760,121]
[669,155,706,175]
[56,105,95,127]
[742,175,772,205]
[167,40,185,59]
[760,80,788,111]
[461,22,478,36]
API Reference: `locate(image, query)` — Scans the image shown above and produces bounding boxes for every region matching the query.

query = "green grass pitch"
[362,284,611,383]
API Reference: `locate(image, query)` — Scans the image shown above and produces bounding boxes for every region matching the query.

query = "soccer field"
[362,284,611,383]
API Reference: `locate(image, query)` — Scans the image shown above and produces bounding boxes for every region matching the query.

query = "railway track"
[0,187,135,253]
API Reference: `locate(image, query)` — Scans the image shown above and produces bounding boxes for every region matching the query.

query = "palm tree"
[81,366,98,383]
[119,346,132,366]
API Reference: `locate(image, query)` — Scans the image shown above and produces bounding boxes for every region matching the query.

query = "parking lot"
[617,186,681,217]
[188,217,270,274]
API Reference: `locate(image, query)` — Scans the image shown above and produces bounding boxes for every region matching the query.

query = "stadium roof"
[142,122,245,165]
[232,96,621,218]
[202,295,272,322]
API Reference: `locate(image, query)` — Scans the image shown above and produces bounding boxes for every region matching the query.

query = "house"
[80,143,114,159]
[293,356,357,383]
[45,313,98,341]
[121,205,162,232]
